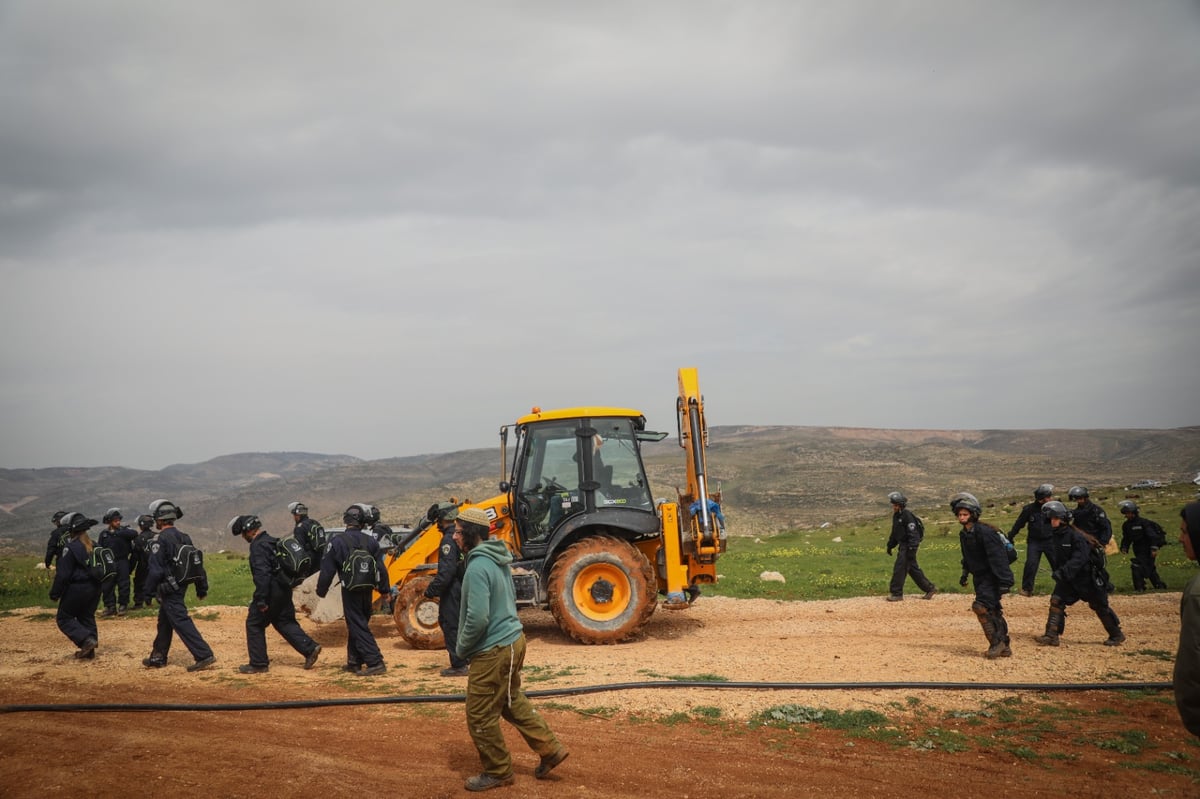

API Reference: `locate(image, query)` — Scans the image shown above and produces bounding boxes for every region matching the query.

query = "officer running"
[1034,500,1125,647]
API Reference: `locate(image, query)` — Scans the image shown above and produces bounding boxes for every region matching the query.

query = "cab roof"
[516,406,646,426]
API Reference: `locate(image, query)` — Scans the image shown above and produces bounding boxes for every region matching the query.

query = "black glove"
[886,546,894,556]
[1051,570,1064,583]
[959,573,969,587]
[196,592,207,601]
[49,592,60,602]
[256,602,269,614]
[156,584,169,602]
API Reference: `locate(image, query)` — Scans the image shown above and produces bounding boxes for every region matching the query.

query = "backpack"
[982,523,1018,564]
[340,548,379,592]
[275,536,313,586]
[86,546,118,585]
[1144,518,1168,549]
[912,514,925,542]
[297,520,327,564]
[172,543,206,586]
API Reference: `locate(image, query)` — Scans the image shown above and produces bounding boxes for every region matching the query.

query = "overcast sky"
[2,2,1198,471]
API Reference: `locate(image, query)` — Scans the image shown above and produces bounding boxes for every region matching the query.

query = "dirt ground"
[1,591,1196,798]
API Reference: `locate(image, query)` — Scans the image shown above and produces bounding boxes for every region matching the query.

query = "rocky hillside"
[3,427,1197,553]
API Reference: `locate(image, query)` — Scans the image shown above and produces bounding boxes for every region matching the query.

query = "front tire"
[548,536,657,644]
[394,575,445,650]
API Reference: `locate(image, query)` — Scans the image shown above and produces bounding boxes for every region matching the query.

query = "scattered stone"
[759,571,786,583]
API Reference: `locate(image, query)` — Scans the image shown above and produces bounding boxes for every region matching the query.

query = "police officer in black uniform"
[1068,486,1112,544]
[98,508,138,616]
[48,512,102,659]
[1117,500,1168,592]
[1034,501,1125,647]
[130,514,156,609]
[229,514,321,674]
[43,510,69,569]
[316,505,392,676]
[424,501,470,675]
[288,501,326,574]
[953,492,1015,659]
[142,500,216,671]
[885,491,936,601]
[1008,484,1057,597]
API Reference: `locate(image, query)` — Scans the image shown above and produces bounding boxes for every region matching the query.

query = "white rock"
[293,572,346,623]
[832,536,843,543]
[820,522,832,528]
[759,571,786,583]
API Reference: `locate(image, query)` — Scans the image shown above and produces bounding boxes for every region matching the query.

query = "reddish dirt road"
[1,593,1196,798]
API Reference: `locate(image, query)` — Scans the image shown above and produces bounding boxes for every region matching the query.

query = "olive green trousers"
[465,633,561,777]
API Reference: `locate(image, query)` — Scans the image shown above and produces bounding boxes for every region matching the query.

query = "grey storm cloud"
[1,1,1198,470]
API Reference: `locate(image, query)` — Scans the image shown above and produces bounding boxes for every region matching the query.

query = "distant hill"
[3,427,1198,555]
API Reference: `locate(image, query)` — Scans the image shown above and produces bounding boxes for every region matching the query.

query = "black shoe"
[75,638,98,659]
[238,664,269,674]
[143,654,168,668]
[342,663,362,673]
[886,595,903,602]
[187,655,217,672]
[129,602,144,610]
[535,748,569,779]
[922,587,938,600]
[304,645,322,670]
[1104,632,1126,647]
[117,605,127,616]
[359,663,387,676]
[440,665,470,677]
[465,773,515,792]
[100,608,117,618]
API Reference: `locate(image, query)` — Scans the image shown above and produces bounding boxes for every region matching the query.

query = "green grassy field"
[3,484,1196,612]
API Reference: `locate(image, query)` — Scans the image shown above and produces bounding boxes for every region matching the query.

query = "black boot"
[1035,602,1066,646]
[1099,608,1125,646]
[989,609,1011,657]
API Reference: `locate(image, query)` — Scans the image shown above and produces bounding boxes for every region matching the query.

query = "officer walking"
[130,514,156,609]
[1008,484,1057,596]
[288,501,326,576]
[98,509,138,616]
[424,501,470,675]
[1034,500,1125,646]
[316,505,392,676]
[141,500,216,671]
[885,491,936,601]
[1117,500,1168,592]
[48,512,102,659]
[229,514,321,673]
[1068,486,1113,545]
[42,510,69,569]
[953,492,1015,659]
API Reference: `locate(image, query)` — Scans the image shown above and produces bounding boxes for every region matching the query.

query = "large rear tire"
[548,536,657,644]
[394,575,445,650]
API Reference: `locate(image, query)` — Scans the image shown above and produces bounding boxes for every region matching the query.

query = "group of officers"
[887,483,1174,658]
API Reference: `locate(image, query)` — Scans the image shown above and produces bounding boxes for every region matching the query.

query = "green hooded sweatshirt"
[456,538,523,660]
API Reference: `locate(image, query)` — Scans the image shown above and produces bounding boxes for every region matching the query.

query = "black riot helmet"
[102,508,122,524]
[52,510,68,525]
[136,514,154,531]
[949,492,982,519]
[227,514,262,536]
[1034,484,1054,501]
[60,512,99,534]
[288,501,308,517]
[1067,486,1089,501]
[343,505,366,527]
[1041,500,1072,522]
[149,499,183,522]
[887,491,907,507]
[1117,500,1139,515]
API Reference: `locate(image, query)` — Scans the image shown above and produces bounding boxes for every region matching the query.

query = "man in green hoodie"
[454,506,568,792]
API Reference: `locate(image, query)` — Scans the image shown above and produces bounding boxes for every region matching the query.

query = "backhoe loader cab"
[388,368,723,646]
